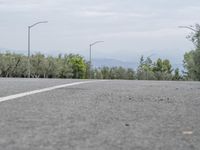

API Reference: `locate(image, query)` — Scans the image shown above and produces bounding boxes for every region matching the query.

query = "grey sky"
[0,0,200,65]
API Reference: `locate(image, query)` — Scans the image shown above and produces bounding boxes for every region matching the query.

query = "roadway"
[0,78,199,150]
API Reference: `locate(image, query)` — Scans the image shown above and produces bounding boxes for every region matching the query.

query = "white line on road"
[0,80,104,103]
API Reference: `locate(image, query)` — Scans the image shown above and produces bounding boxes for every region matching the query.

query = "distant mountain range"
[92,58,138,69]
[92,58,184,72]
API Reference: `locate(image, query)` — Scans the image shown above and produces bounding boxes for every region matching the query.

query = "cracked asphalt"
[0,78,200,150]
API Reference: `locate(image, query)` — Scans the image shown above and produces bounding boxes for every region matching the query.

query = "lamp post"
[89,41,104,79]
[27,21,48,78]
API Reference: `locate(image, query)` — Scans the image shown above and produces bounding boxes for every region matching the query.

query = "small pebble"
[125,123,130,127]
[159,98,164,101]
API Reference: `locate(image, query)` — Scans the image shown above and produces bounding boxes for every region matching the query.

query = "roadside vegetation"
[0,52,184,80]
[0,53,87,79]
[0,24,199,80]
[183,24,200,81]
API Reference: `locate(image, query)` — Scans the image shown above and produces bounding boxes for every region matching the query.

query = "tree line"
[0,23,199,80]
[0,53,87,79]
[0,52,182,80]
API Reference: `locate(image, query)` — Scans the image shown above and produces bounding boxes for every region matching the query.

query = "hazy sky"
[0,0,200,65]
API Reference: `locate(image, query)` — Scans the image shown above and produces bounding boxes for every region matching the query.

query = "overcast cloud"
[0,0,200,66]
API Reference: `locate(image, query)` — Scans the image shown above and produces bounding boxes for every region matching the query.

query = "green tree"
[30,53,46,78]
[186,24,200,48]
[93,68,103,79]
[56,54,73,78]
[67,54,87,79]
[137,56,154,80]
[152,58,173,80]
[126,68,135,80]
[183,24,200,80]
[101,66,111,79]
[110,67,127,79]
[45,56,57,78]
[0,52,24,77]
[12,55,27,77]
[172,68,182,80]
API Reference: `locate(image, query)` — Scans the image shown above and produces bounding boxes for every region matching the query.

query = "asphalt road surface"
[0,78,200,150]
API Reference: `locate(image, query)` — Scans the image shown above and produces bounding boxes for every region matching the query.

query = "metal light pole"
[89,41,104,79]
[27,21,48,78]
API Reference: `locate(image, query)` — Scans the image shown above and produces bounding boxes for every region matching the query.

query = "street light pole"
[27,21,48,78]
[89,41,104,79]
[28,26,31,78]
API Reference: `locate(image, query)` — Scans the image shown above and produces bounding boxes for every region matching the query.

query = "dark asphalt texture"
[0,79,200,150]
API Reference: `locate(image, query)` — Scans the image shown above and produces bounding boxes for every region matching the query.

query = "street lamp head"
[90,41,104,46]
[40,21,48,23]
[29,21,48,28]
[178,26,197,32]
[96,40,104,43]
